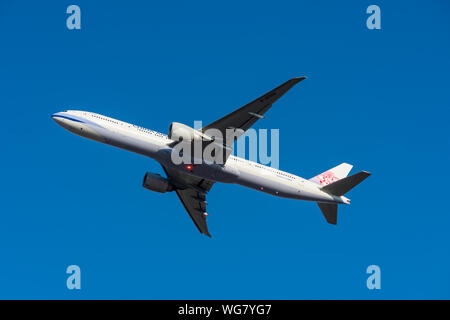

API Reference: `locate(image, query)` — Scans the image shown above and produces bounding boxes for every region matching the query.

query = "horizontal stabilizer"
[321,171,371,196]
[317,202,338,225]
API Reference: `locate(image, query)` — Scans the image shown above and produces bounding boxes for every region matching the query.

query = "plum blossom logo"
[317,171,339,186]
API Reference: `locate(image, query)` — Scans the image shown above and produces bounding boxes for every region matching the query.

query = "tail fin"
[321,171,371,196]
[317,170,371,225]
[309,163,353,187]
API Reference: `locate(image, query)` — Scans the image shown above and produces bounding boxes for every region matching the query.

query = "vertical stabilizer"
[309,163,353,187]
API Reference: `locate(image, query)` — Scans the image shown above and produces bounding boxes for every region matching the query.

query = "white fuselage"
[52,110,349,204]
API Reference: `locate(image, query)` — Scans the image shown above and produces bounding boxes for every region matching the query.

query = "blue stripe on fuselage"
[51,114,85,123]
[51,112,105,129]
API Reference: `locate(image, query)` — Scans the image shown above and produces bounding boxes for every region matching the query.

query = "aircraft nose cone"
[51,113,60,122]
[51,112,65,126]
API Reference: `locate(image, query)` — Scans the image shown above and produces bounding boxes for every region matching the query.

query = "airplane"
[52,77,370,237]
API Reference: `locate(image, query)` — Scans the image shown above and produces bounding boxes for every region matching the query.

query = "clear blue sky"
[1,0,449,299]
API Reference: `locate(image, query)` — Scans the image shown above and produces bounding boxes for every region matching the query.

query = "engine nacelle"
[168,122,233,164]
[142,172,173,193]
[168,122,211,143]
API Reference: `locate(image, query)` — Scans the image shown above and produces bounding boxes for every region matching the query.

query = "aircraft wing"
[162,166,214,237]
[201,77,306,144]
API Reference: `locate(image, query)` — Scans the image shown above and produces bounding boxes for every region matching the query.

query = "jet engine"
[142,172,173,193]
[168,122,213,143]
[168,122,232,164]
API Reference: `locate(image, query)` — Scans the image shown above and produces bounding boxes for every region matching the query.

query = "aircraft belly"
[97,127,163,158]
[234,170,300,199]
[156,157,240,184]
